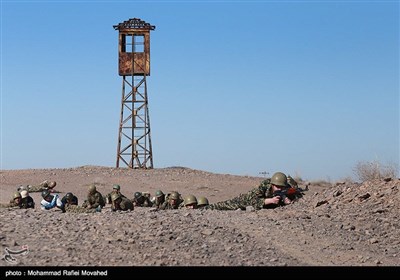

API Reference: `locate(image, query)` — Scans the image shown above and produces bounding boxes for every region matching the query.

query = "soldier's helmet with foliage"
[271,172,288,187]
[111,192,121,202]
[13,191,22,199]
[184,195,197,206]
[155,190,164,198]
[197,197,209,206]
[41,189,51,199]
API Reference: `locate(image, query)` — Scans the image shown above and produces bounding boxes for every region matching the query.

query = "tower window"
[122,34,144,53]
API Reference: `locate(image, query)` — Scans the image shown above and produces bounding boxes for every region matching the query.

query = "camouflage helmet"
[48,181,57,189]
[111,192,121,202]
[20,190,29,199]
[88,184,96,193]
[271,172,288,187]
[41,189,51,199]
[155,190,164,198]
[13,191,22,199]
[169,191,180,200]
[184,195,197,206]
[65,192,74,200]
[134,192,142,199]
[112,184,121,191]
[197,196,209,206]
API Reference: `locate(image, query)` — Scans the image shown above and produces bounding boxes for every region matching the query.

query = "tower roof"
[113,18,155,31]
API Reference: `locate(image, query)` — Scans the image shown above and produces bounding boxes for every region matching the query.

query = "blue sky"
[1,0,399,182]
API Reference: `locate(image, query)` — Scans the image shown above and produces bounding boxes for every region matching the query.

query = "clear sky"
[1,0,399,182]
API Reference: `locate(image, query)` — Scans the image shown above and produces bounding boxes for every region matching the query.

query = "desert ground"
[0,166,399,267]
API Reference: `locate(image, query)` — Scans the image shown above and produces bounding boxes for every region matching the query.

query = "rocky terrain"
[0,166,399,267]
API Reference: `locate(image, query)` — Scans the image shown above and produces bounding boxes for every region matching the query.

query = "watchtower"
[113,18,155,169]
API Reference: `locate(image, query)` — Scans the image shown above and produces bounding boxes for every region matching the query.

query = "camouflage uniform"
[152,196,165,209]
[0,193,22,208]
[159,192,184,210]
[105,191,128,204]
[205,178,303,211]
[112,197,134,211]
[0,201,20,208]
[65,204,98,213]
[28,180,56,193]
[132,192,153,207]
[82,191,105,209]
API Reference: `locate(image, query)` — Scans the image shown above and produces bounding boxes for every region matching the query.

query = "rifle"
[273,187,306,205]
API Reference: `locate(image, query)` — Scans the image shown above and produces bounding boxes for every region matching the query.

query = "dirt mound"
[0,166,399,266]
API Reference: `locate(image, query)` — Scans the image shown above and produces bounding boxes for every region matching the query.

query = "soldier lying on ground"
[205,172,304,211]
[104,184,128,204]
[132,191,153,207]
[18,180,57,193]
[82,184,105,211]
[0,192,23,208]
[111,193,134,211]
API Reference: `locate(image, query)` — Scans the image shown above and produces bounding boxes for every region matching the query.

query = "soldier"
[111,192,134,211]
[160,191,183,210]
[0,192,23,208]
[196,197,209,208]
[181,195,197,209]
[61,192,78,206]
[105,184,127,204]
[82,184,105,211]
[20,190,35,209]
[132,191,153,207]
[205,172,303,211]
[151,190,166,209]
[28,180,57,193]
[40,189,65,213]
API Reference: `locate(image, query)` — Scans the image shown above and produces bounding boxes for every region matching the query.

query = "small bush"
[353,160,398,181]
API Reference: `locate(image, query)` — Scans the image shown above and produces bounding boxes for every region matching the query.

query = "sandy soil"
[0,166,399,267]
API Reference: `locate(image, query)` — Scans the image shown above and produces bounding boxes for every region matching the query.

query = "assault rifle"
[273,187,306,205]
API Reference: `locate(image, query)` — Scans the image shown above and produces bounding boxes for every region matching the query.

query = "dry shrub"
[353,160,398,182]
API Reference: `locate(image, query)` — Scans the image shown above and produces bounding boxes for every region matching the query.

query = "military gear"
[287,175,298,188]
[206,179,303,211]
[155,190,164,198]
[88,184,96,194]
[62,193,78,206]
[113,184,121,190]
[20,196,35,209]
[197,197,209,207]
[134,192,142,199]
[83,189,105,209]
[48,181,57,189]
[112,197,134,211]
[184,195,197,206]
[66,193,73,200]
[169,191,180,200]
[111,192,122,201]
[20,190,29,199]
[271,172,288,187]
[13,192,22,199]
[41,189,51,199]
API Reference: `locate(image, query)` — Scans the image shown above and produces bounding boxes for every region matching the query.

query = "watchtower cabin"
[113,18,155,169]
